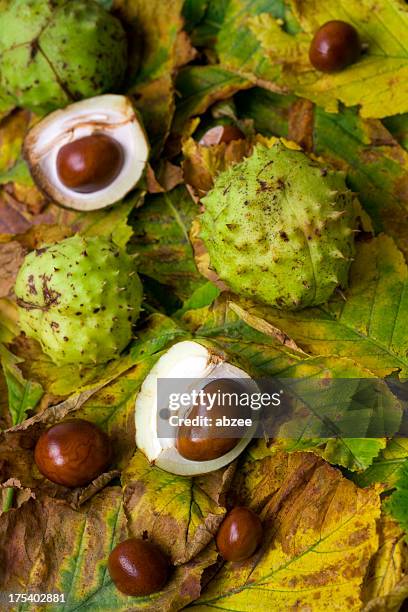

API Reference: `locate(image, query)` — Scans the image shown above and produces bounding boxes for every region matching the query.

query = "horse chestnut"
[216,507,263,562]
[309,21,361,72]
[176,379,246,462]
[34,419,111,487]
[56,133,124,193]
[199,125,244,147]
[108,538,170,596]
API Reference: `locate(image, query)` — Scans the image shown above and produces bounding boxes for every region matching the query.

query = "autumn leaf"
[182,136,252,196]
[187,298,402,470]
[190,450,381,611]
[74,362,156,470]
[122,450,234,564]
[172,65,251,140]
[115,0,190,156]
[0,344,43,512]
[0,487,217,611]
[361,514,408,611]
[129,186,205,301]
[244,0,408,118]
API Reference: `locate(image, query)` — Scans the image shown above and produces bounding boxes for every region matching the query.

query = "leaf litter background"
[0,0,408,610]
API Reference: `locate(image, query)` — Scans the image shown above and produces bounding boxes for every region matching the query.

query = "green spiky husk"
[15,235,143,365]
[200,142,356,310]
[0,0,127,113]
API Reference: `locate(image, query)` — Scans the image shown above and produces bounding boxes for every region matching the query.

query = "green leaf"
[386,460,408,538]
[0,158,32,186]
[129,185,205,300]
[178,281,221,315]
[183,0,229,47]
[239,235,408,378]
[244,0,408,118]
[0,344,43,427]
[353,438,408,488]
[190,299,402,471]
[215,0,292,86]
[235,87,294,137]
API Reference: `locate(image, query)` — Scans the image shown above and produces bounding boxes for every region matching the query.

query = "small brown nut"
[309,20,361,73]
[216,507,263,562]
[34,419,111,487]
[108,538,170,596]
[176,379,246,462]
[56,133,124,193]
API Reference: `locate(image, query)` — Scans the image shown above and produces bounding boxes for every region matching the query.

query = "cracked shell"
[135,340,259,476]
[23,95,149,211]
[15,234,143,366]
[0,0,127,113]
[200,141,357,310]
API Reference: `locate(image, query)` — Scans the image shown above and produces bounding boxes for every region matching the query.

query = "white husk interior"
[25,95,148,211]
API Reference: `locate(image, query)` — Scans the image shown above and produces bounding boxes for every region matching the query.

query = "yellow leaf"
[247,0,408,118]
[362,515,408,611]
[192,451,381,611]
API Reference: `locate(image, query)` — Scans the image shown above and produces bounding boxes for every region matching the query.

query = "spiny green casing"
[0,0,127,113]
[15,235,142,365]
[200,142,356,310]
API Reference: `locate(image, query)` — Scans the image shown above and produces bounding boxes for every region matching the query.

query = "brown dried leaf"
[288,98,314,152]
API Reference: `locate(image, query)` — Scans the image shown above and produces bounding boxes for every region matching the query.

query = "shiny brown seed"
[176,378,246,462]
[34,419,111,487]
[108,538,170,596]
[56,133,124,193]
[309,20,361,73]
[216,507,263,562]
[199,125,245,147]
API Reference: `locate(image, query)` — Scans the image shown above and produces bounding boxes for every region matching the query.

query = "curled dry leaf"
[182,137,252,197]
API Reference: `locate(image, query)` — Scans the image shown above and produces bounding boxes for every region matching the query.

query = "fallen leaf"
[123,450,228,564]
[192,450,381,611]
[362,514,408,611]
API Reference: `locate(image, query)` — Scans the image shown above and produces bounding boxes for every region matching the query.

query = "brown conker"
[216,507,263,562]
[56,133,124,193]
[34,419,111,487]
[176,379,247,462]
[108,538,170,596]
[309,20,361,73]
[199,125,245,147]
